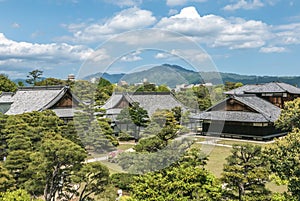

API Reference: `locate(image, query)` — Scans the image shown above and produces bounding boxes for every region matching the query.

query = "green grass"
[100,160,125,174]
[216,139,266,146]
[117,143,135,151]
[204,145,232,177]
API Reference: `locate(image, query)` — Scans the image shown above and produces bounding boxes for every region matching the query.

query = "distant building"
[192,82,300,140]
[0,86,80,121]
[102,92,187,120]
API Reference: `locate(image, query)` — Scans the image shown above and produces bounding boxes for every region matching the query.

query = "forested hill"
[84,64,300,87]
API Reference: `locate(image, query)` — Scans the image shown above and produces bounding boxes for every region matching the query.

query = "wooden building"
[0,86,80,121]
[193,82,300,140]
[102,92,187,120]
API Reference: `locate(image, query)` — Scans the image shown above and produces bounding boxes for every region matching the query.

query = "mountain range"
[84,64,300,88]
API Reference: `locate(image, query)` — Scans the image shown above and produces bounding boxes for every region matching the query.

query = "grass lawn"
[117,143,135,151]
[216,139,269,146]
[193,141,287,193]
[100,160,125,174]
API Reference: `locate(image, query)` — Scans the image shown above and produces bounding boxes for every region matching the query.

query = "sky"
[0,0,300,79]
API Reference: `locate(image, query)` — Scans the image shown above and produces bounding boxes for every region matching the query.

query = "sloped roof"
[0,86,73,115]
[52,108,75,118]
[102,92,187,116]
[224,84,261,95]
[195,94,281,123]
[225,82,300,95]
[245,82,300,94]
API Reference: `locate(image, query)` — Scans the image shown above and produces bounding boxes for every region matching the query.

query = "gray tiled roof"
[102,92,187,116]
[245,82,300,94]
[0,86,69,115]
[52,108,75,118]
[225,82,300,95]
[224,84,262,95]
[196,94,281,123]
[233,95,281,122]
[196,111,270,123]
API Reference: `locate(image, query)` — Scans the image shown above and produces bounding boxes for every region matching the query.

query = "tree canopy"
[0,74,17,93]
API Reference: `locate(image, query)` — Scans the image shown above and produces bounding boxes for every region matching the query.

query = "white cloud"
[273,23,300,45]
[11,22,20,28]
[168,9,178,16]
[0,33,93,64]
[120,51,142,62]
[259,46,287,53]
[223,0,264,11]
[156,7,271,49]
[166,0,206,6]
[155,52,171,59]
[61,7,156,43]
[105,0,142,7]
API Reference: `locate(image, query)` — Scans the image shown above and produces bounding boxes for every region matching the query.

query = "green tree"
[34,77,68,86]
[95,78,114,105]
[221,144,271,201]
[24,133,87,201]
[275,98,300,131]
[266,129,300,200]
[129,102,150,141]
[26,69,43,85]
[0,74,17,92]
[130,148,221,201]
[0,163,15,192]
[62,162,110,201]
[0,189,42,201]
[156,84,170,92]
[224,81,243,91]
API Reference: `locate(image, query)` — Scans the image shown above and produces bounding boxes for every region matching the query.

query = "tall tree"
[275,98,300,131]
[26,69,43,85]
[129,102,150,141]
[266,129,300,200]
[221,144,271,201]
[0,74,17,92]
[64,162,110,201]
[24,133,87,201]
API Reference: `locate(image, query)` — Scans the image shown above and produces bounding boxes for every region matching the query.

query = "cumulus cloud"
[273,23,300,45]
[61,7,156,43]
[120,51,142,62]
[166,0,206,6]
[0,33,93,64]
[259,46,287,53]
[223,0,264,11]
[156,6,271,49]
[155,52,171,59]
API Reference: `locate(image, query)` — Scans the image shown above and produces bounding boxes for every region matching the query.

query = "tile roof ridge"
[18,85,67,91]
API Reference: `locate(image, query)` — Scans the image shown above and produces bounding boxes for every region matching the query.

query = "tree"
[129,102,150,141]
[130,148,221,201]
[24,133,87,201]
[157,84,170,92]
[34,77,67,86]
[275,98,300,131]
[66,162,110,201]
[95,78,114,105]
[224,81,243,91]
[0,74,17,92]
[0,163,15,192]
[0,189,42,201]
[266,129,300,200]
[26,69,43,85]
[221,144,271,201]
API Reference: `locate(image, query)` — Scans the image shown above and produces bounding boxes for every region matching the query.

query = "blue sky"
[0,0,299,79]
